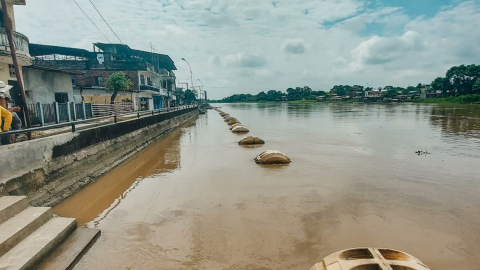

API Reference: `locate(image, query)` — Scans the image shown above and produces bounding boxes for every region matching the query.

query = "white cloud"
[282,39,306,54]
[223,53,267,68]
[350,31,424,70]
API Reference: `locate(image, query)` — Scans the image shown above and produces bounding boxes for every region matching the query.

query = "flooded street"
[55,103,480,270]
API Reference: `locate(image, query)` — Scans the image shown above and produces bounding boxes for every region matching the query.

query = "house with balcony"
[29,42,177,110]
[0,0,32,104]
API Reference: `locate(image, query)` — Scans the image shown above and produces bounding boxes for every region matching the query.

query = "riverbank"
[413,94,480,104]
[0,107,199,206]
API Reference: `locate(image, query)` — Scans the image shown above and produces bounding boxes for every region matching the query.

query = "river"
[54,103,480,270]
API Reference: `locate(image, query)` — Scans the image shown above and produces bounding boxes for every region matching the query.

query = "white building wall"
[22,67,74,104]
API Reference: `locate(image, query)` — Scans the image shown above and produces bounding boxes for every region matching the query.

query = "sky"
[15,0,480,99]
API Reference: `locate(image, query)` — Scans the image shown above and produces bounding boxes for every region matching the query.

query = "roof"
[25,65,85,75]
[8,0,26,5]
[94,43,177,71]
[29,44,92,58]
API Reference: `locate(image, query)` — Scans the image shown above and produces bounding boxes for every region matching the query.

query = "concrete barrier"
[0,108,198,206]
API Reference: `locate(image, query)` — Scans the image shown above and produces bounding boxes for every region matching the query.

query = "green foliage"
[105,72,133,104]
[214,86,326,103]
[184,89,197,104]
[414,94,480,104]
[382,89,400,98]
[473,78,480,93]
[105,72,133,93]
[433,64,480,96]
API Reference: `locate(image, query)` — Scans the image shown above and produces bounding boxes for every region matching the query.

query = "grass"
[413,95,480,104]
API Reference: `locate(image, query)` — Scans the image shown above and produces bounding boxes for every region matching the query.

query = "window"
[54,92,69,103]
[162,80,167,89]
[147,77,152,86]
[8,64,15,77]
[71,75,76,85]
[140,74,145,85]
[94,76,104,86]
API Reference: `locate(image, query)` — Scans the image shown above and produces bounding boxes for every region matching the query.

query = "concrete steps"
[0,217,77,270]
[0,196,100,270]
[37,228,101,270]
[0,196,28,224]
[0,207,53,257]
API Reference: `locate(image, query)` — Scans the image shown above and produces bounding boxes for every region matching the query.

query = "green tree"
[473,78,480,94]
[446,64,480,95]
[382,89,399,99]
[105,72,133,104]
[431,77,452,97]
[184,89,196,104]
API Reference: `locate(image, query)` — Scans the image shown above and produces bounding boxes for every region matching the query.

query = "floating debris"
[224,116,235,122]
[310,247,430,270]
[254,150,291,164]
[415,150,431,156]
[228,119,239,125]
[232,126,249,133]
[230,123,243,130]
[239,136,265,145]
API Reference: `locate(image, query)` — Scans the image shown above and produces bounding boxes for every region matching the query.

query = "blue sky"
[15,0,480,98]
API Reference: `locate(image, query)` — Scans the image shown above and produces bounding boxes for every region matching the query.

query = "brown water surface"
[55,103,480,270]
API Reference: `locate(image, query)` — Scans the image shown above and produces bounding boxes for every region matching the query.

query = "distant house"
[364,90,384,98]
[22,65,82,104]
[29,43,177,110]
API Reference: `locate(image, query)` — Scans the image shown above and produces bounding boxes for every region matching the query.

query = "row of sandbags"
[214,108,291,164]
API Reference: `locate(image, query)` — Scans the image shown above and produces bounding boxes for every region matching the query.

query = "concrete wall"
[73,88,132,103]
[22,67,74,104]
[0,107,198,206]
[0,62,23,84]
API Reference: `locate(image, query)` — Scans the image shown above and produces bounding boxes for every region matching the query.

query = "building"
[22,65,80,104]
[0,0,32,107]
[364,90,385,98]
[29,43,177,110]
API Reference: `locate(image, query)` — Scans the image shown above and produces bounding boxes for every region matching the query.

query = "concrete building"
[0,0,32,106]
[29,43,177,110]
[22,65,80,104]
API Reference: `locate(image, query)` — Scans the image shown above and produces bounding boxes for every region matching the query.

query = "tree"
[382,89,399,99]
[473,78,480,94]
[445,64,480,95]
[431,77,452,97]
[105,72,133,104]
[184,89,196,104]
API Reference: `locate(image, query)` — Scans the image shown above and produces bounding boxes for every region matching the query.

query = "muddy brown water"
[54,103,480,270]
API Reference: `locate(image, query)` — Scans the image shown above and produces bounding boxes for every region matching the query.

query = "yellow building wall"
[0,62,22,83]
[83,94,132,104]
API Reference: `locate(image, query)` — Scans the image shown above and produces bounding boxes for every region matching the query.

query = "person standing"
[0,105,12,145]
[0,81,20,144]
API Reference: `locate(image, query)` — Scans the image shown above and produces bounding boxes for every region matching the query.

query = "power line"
[71,0,112,43]
[88,0,124,44]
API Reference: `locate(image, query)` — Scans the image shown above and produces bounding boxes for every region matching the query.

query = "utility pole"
[198,79,204,104]
[181,58,194,99]
[1,0,31,139]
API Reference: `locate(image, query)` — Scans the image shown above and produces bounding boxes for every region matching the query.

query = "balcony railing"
[0,28,31,61]
[139,85,160,92]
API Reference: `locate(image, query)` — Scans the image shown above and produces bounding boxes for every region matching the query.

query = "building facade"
[30,43,177,110]
[0,0,32,107]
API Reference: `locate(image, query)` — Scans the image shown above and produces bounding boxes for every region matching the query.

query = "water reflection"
[429,105,480,139]
[54,125,186,225]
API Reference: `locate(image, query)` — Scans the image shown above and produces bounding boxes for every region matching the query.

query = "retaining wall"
[0,107,198,206]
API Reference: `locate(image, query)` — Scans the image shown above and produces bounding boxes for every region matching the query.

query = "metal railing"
[1,105,198,138]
